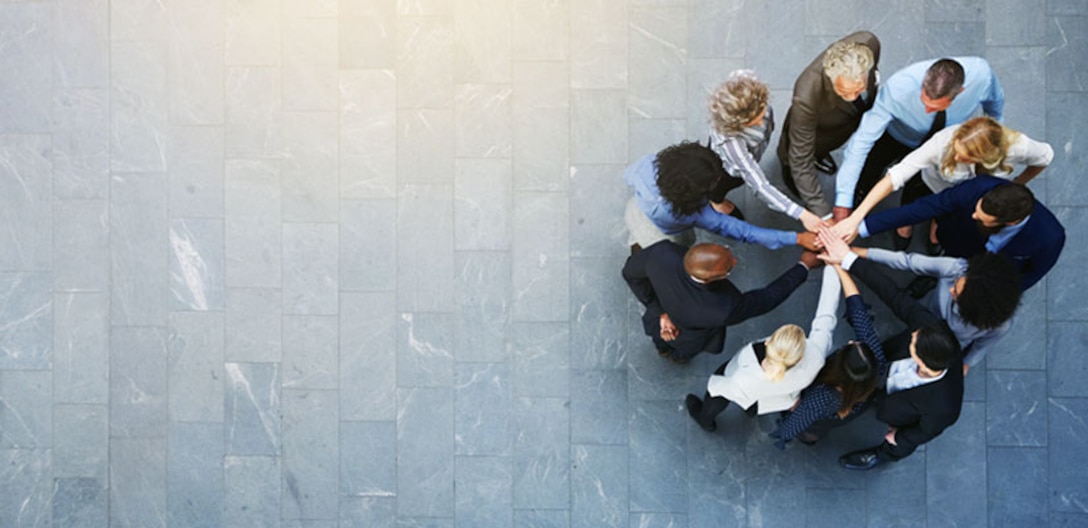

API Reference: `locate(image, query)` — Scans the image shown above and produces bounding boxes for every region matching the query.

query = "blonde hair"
[709,70,769,135]
[822,41,874,84]
[940,116,1021,176]
[763,324,806,381]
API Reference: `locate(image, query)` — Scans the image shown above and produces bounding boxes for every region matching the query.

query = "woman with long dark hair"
[769,257,887,448]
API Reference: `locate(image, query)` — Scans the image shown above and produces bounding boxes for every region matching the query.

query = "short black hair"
[957,252,1022,330]
[922,59,966,100]
[654,142,730,217]
[914,325,960,372]
[980,183,1034,224]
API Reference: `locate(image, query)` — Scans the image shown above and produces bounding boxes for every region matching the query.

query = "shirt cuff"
[834,192,854,208]
[841,251,860,271]
[858,221,871,239]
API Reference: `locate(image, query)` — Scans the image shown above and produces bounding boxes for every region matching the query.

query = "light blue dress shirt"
[863,248,1012,367]
[985,215,1030,253]
[835,56,1005,207]
[624,155,797,250]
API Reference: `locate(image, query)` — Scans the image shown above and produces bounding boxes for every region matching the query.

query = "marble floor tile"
[0,2,1084,526]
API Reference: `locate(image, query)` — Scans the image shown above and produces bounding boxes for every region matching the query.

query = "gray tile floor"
[0,0,1085,526]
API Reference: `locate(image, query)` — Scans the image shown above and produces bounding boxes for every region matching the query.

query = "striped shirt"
[709,105,805,219]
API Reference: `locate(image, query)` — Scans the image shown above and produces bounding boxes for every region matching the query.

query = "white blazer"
[706,266,841,414]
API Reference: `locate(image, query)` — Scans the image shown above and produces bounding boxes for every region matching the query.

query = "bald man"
[623,241,821,363]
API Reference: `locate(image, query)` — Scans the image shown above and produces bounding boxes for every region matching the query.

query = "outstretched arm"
[693,207,801,250]
[807,266,841,357]
[723,263,809,326]
[713,129,808,221]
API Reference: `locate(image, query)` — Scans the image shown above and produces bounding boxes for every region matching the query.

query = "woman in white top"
[834,116,1053,242]
[685,266,841,431]
[708,70,828,232]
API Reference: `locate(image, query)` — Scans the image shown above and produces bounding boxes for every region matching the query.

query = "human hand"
[659,313,679,342]
[832,206,852,222]
[800,250,824,270]
[829,215,861,244]
[800,210,829,233]
[709,200,735,216]
[796,232,821,251]
[884,427,898,446]
[816,227,851,264]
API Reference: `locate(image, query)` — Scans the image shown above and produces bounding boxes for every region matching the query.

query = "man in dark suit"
[622,241,819,363]
[778,31,881,218]
[856,175,1064,291]
[819,229,963,469]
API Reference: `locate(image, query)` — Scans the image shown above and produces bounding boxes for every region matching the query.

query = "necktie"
[922,110,946,143]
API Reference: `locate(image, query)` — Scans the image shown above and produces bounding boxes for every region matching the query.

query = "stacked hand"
[799,210,830,233]
[829,214,861,243]
[816,226,852,265]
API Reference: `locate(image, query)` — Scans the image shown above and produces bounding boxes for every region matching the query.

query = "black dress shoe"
[685,394,717,432]
[839,448,884,470]
[814,155,838,174]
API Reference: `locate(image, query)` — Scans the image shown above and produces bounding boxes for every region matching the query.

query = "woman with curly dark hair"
[623,141,817,253]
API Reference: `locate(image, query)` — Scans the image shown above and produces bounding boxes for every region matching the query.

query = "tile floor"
[0,0,1086,526]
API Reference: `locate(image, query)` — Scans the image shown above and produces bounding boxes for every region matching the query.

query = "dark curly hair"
[654,142,730,217]
[957,252,1022,330]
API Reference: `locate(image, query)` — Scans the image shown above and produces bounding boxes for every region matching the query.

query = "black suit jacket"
[622,241,808,359]
[864,175,1065,290]
[850,258,964,453]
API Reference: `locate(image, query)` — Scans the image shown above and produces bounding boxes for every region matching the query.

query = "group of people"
[621,31,1065,470]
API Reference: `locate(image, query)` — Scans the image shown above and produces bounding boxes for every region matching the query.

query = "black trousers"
[853,132,915,208]
[694,359,758,427]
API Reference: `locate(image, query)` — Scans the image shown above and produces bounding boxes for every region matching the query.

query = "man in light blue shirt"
[832,57,1004,221]
[623,142,818,252]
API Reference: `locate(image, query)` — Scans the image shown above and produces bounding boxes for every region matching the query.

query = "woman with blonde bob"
[834,116,1053,244]
[708,70,828,233]
[685,266,841,431]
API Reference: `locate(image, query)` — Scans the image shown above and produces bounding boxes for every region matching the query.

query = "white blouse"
[886,124,1054,194]
[706,266,840,414]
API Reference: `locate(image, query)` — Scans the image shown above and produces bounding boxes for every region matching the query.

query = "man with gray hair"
[831,57,1004,222]
[778,31,881,218]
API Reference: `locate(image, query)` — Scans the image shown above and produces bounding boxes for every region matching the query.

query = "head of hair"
[682,243,733,282]
[709,70,769,135]
[940,117,1019,176]
[654,141,730,217]
[956,253,1022,330]
[980,183,1035,224]
[763,324,807,381]
[816,341,879,416]
[922,58,966,100]
[913,326,960,372]
[822,41,875,84]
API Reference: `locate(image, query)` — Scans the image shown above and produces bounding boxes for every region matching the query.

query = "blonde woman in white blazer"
[686,265,841,431]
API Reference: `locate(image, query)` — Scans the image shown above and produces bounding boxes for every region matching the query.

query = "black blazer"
[864,175,1065,290]
[622,241,808,358]
[850,259,964,453]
